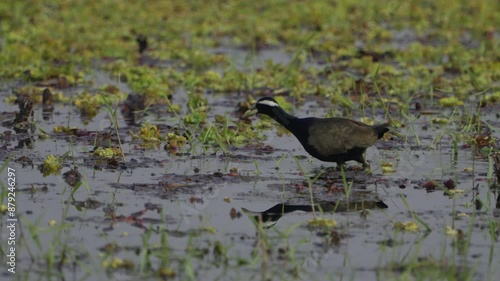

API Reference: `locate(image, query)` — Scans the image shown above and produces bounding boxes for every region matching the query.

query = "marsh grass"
[379,228,477,281]
[379,181,494,281]
[16,195,96,280]
[100,94,126,162]
[139,226,154,274]
[293,156,326,218]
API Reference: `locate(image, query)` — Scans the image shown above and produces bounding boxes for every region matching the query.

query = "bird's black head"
[241,96,296,127]
[255,97,282,117]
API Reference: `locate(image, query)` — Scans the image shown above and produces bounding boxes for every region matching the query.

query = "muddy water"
[1,59,500,281]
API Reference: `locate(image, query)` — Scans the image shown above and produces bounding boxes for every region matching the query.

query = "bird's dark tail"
[374,123,390,139]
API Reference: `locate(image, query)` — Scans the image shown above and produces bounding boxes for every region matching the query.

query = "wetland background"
[0,0,499,280]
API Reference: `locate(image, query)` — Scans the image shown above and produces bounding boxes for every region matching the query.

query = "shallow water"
[1,55,500,281]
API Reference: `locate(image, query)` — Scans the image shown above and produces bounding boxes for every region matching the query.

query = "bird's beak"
[242,108,258,118]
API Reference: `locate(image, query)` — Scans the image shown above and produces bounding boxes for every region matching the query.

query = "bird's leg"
[337,162,345,170]
[355,151,370,172]
[362,151,368,167]
[362,161,371,173]
[362,161,370,169]
[337,162,346,171]
[351,153,370,172]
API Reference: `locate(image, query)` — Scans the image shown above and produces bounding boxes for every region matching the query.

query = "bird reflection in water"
[242,199,388,229]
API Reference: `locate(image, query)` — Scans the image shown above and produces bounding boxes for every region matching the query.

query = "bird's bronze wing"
[307,118,379,155]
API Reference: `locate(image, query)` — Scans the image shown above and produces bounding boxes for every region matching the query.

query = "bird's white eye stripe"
[257,100,279,107]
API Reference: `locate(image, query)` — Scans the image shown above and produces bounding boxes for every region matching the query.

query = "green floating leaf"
[40,154,63,176]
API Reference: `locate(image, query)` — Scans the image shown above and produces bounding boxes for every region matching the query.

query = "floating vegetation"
[1,0,499,280]
[394,221,420,232]
[156,267,176,278]
[360,117,375,126]
[166,132,187,150]
[381,162,395,174]
[9,86,69,104]
[73,91,101,118]
[439,97,464,107]
[53,126,79,135]
[200,121,263,147]
[445,189,465,196]
[39,154,63,176]
[273,96,293,111]
[130,122,164,142]
[101,257,134,270]
[431,118,450,124]
[446,226,458,236]
[93,147,123,159]
[184,111,207,124]
[185,93,209,124]
[307,217,337,228]
[480,91,500,107]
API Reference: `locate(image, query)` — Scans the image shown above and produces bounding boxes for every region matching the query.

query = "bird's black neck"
[266,107,298,131]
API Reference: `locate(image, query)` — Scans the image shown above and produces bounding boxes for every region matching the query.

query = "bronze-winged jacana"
[244,97,389,169]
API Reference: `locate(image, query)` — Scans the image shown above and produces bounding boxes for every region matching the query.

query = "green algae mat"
[1,1,499,280]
